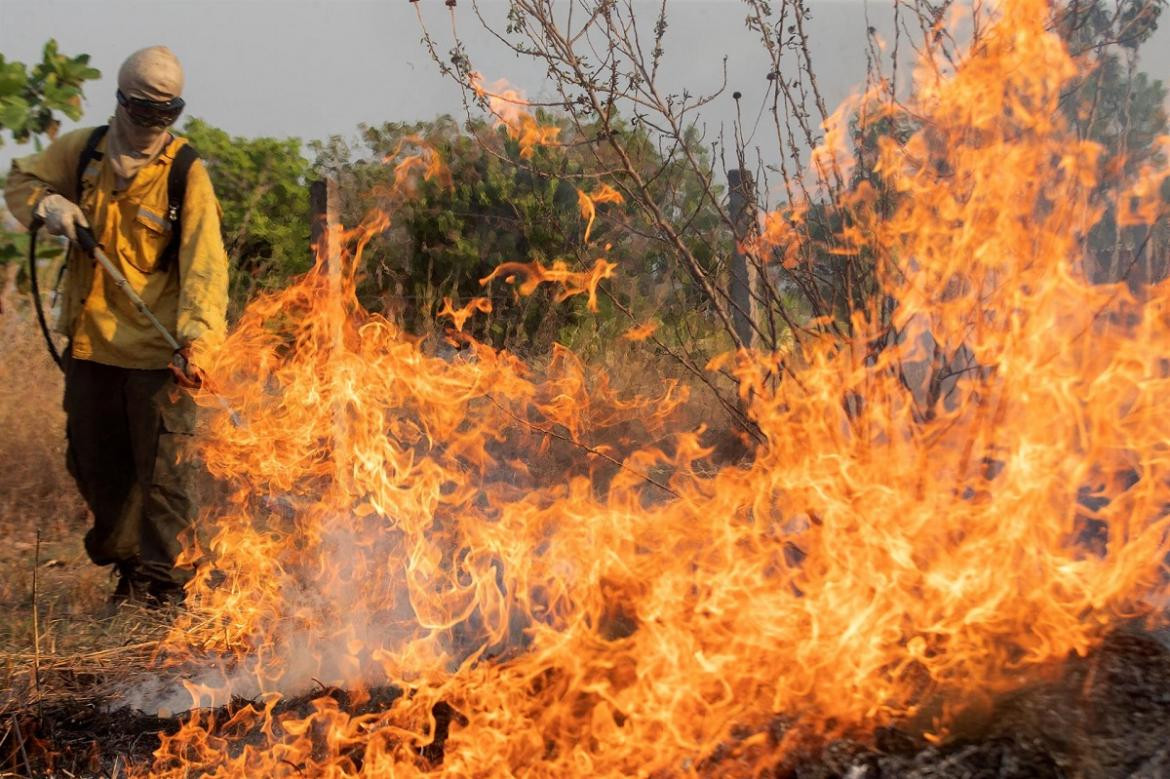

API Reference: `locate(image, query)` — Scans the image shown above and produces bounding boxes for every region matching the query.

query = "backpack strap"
[74,124,109,201]
[73,128,199,274]
[160,142,199,272]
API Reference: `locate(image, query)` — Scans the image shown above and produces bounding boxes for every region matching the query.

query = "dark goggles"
[116,89,185,128]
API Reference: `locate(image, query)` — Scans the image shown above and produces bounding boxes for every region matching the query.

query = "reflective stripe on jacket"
[4,126,229,370]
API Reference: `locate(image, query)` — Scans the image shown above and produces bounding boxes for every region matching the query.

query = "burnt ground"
[767,629,1170,778]
[0,684,455,777]
[1,629,1168,778]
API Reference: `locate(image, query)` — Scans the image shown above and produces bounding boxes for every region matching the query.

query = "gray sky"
[1,0,1168,170]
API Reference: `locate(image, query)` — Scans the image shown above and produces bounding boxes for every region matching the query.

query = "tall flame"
[148,0,1168,775]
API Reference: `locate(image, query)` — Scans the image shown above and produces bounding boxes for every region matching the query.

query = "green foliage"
[1,40,98,276]
[312,114,726,354]
[313,116,579,348]
[0,40,100,147]
[179,118,312,315]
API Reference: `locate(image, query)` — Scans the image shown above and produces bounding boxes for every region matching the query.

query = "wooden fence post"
[727,168,759,350]
[309,177,340,273]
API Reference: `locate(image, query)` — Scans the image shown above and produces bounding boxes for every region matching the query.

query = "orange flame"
[622,321,658,341]
[144,0,1170,774]
[479,257,617,312]
[469,73,562,158]
[749,204,807,268]
[436,296,492,333]
[577,184,624,245]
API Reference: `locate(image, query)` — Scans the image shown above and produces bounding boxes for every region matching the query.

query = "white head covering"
[105,46,185,181]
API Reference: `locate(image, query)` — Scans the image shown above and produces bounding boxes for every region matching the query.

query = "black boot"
[146,579,186,608]
[109,563,151,607]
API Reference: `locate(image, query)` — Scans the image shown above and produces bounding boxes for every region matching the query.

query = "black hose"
[27,219,63,371]
[75,224,99,255]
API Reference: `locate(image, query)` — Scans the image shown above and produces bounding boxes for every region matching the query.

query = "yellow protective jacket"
[4,127,229,370]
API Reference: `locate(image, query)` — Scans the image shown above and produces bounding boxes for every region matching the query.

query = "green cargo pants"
[62,349,197,590]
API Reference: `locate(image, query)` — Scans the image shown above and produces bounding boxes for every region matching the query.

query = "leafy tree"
[1,40,101,269]
[179,118,312,315]
[0,40,100,147]
[312,114,728,355]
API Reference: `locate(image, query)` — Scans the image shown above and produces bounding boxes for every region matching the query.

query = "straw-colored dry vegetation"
[0,269,173,714]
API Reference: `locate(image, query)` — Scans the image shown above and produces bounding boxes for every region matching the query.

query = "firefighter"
[4,46,228,606]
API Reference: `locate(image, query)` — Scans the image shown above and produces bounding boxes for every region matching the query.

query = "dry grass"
[0,266,170,715]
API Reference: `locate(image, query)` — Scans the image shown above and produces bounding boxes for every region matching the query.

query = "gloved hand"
[169,345,204,389]
[33,193,89,242]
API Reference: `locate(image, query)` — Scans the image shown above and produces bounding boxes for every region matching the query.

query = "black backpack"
[75,124,199,271]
